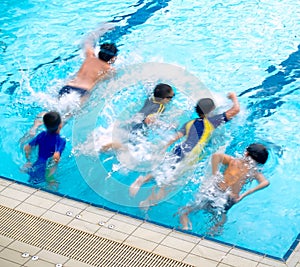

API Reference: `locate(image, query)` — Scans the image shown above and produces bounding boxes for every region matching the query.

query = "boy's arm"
[224,92,240,120]
[53,138,66,163]
[84,23,115,57]
[211,153,232,175]
[24,145,32,162]
[163,132,184,150]
[24,133,41,162]
[236,172,270,202]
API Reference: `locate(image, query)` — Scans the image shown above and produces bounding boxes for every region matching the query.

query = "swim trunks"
[58,85,89,98]
[194,178,235,214]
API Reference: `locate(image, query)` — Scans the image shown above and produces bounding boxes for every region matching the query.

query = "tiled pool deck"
[0,177,299,267]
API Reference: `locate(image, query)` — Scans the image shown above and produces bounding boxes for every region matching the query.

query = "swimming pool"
[1,0,300,260]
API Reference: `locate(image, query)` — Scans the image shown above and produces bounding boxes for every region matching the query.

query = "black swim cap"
[246,143,269,164]
[195,98,215,116]
[98,43,118,62]
[43,111,61,133]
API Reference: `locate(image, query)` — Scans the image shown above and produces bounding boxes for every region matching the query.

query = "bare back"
[218,158,250,197]
[67,50,112,91]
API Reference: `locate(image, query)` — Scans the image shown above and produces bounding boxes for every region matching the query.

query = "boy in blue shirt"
[23,111,66,185]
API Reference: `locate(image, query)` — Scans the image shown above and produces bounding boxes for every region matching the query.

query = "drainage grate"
[0,205,194,267]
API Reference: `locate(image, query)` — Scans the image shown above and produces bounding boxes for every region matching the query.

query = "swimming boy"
[179,143,270,231]
[28,23,118,136]
[129,92,240,199]
[100,83,175,151]
[23,111,66,185]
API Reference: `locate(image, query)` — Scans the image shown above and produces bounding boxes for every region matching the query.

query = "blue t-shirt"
[27,131,66,184]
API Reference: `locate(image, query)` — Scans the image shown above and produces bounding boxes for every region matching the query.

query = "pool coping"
[0,176,299,267]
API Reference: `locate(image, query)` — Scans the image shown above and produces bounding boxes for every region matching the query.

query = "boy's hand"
[227,92,237,99]
[53,152,61,163]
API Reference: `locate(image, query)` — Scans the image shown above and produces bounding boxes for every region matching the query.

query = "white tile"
[50,202,83,216]
[221,253,260,267]
[41,210,73,225]
[95,227,128,243]
[286,251,300,267]
[85,205,115,218]
[105,218,138,235]
[9,183,37,194]
[25,195,56,210]
[24,258,56,267]
[0,248,30,265]
[161,235,196,253]
[0,195,20,209]
[36,249,69,264]
[59,198,88,210]
[0,236,14,247]
[153,244,188,262]
[112,213,143,226]
[0,179,13,187]
[260,256,288,267]
[183,253,219,267]
[33,190,62,202]
[169,230,201,244]
[199,238,232,253]
[230,247,264,262]
[124,235,157,251]
[132,226,166,243]
[67,218,100,234]
[1,188,30,201]
[8,240,41,255]
[0,258,20,267]
[15,202,46,217]
[140,221,172,235]
[191,244,227,262]
[79,209,110,225]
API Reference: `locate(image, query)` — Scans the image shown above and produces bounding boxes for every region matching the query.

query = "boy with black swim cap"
[179,143,269,232]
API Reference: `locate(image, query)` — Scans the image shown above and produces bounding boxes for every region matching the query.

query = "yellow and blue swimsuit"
[173,113,228,163]
[131,97,165,130]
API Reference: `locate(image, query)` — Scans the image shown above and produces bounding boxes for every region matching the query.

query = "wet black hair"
[153,83,173,99]
[43,111,62,133]
[98,43,118,62]
[246,143,269,164]
[195,98,216,117]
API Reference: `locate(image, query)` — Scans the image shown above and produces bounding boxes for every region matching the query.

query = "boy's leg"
[179,206,194,230]
[129,173,153,197]
[139,186,166,210]
[100,141,123,152]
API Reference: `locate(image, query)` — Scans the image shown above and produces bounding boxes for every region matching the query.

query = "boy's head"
[195,98,215,117]
[153,83,174,100]
[246,143,269,164]
[43,111,62,133]
[98,43,118,62]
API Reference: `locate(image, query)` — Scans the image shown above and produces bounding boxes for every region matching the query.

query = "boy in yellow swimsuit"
[130,92,240,203]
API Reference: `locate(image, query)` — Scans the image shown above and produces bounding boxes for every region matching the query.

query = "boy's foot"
[139,200,150,211]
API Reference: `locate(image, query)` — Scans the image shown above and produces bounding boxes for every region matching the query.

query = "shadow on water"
[239,44,300,120]
[223,44,300,156]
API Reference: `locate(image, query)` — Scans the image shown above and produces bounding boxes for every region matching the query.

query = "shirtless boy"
[179,143,270,231]
[28,24,118,137]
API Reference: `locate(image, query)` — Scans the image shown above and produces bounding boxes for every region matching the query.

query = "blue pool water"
[1,0,300,260]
